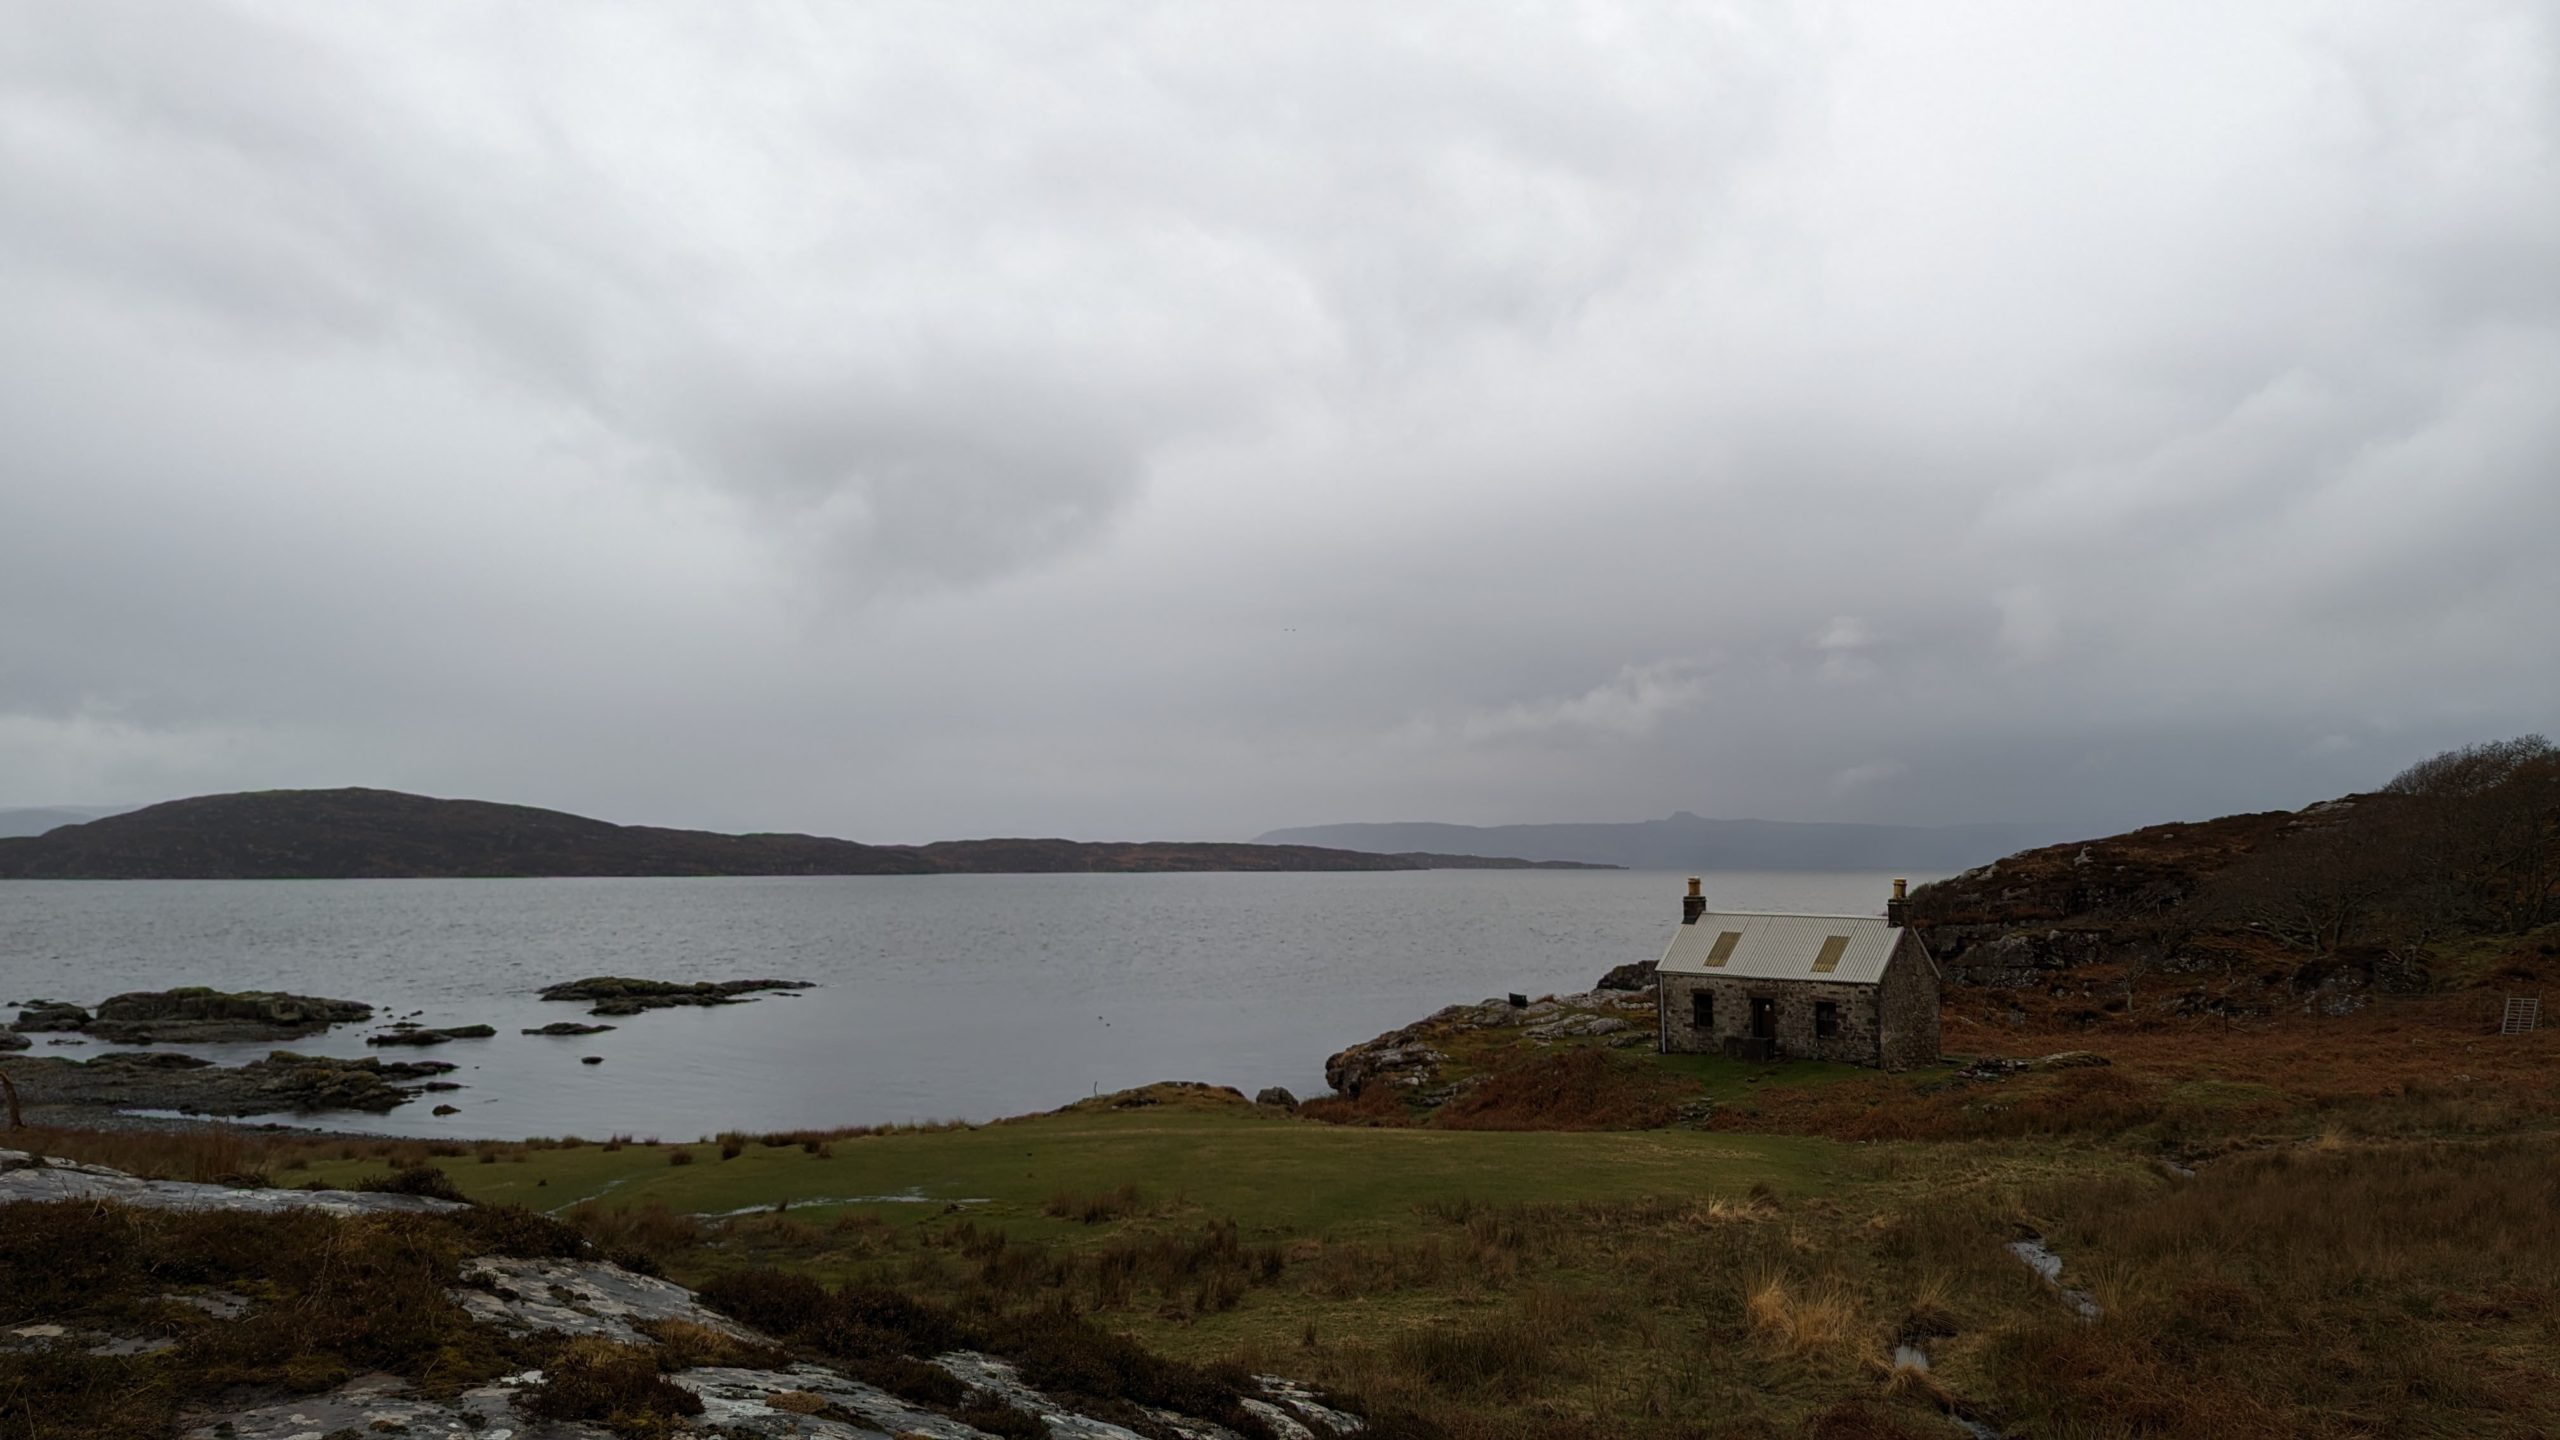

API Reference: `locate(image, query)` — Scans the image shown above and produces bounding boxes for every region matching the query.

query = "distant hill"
[1256,812,2070,872]
[0,788,1608,879]
[0,804,135,838]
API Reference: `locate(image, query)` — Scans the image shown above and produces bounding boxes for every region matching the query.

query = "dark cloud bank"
[3,3,2554,843]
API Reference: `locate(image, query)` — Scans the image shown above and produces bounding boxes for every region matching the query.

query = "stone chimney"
[1886,877,1908,928]
[1682,876,1706,925]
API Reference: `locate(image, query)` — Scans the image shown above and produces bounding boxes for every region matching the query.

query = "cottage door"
[1750,997,1777,1041]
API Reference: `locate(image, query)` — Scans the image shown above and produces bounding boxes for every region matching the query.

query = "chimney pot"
[1887,876,1909,928]
[1681,877,1706,925]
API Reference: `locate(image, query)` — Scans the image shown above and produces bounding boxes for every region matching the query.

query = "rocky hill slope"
[0,788,1599,879]
[1910,736,2558,1017]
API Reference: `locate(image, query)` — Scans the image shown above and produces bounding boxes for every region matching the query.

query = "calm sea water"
[0,870,1927,1139]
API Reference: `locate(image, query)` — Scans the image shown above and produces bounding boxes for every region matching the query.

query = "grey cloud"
[2,2,2555,841]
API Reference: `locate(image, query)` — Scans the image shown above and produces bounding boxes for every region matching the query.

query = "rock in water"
[523,1021,617,1036]
[366,1024,497,1047]
[536,976,813,1016]
[10,1000,91,1033]
[77,988,373,1044]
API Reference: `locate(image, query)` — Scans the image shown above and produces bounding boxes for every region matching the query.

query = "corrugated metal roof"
[1657,912,1905,984]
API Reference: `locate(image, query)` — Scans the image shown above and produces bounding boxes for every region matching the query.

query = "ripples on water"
[1,869,1928,1139]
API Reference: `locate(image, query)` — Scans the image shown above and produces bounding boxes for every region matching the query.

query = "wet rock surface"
[0,1148,463,1214]
[525,1020,617,1036]
[538,975,815,1016]
[3,1048,456,1116]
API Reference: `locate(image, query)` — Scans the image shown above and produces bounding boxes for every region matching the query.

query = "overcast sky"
[3,2,2555,843]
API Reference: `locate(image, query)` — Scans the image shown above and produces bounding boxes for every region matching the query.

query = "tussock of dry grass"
[1744,1273,1864,1359]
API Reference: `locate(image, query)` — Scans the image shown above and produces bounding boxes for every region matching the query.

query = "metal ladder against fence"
[2502,995,2542,1036]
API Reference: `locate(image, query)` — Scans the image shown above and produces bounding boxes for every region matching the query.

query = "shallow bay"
[1,869,1927,1138]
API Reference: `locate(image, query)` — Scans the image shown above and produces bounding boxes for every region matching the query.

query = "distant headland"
[0,787,1614,880]
[1258,811,2070,873]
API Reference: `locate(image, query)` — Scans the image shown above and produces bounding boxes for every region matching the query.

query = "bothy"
[1655,877,1940,1069]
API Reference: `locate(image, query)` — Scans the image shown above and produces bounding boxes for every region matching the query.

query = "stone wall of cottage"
[1873,932,1943,1070]
[1656,973,1882,1066]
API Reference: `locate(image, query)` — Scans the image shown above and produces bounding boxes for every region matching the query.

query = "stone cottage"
[1655,877,1940,1070]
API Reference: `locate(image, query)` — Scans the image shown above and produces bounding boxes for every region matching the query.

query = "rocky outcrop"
[0,1151,1365,1440]
[538,976,814,1016]
[11,988,375,1044]
[454,1255,757,1346]
[1594,958,1657,992]
[524,1021,616,1036]
[1254,1087,1300,1111]
[1323,990,1652,1101]
[0,1031,26,1052]
[5,1049,456,1116]
[0,1149,462,1215]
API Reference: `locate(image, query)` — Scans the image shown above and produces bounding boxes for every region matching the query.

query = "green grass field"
[300,1090,1853,1245]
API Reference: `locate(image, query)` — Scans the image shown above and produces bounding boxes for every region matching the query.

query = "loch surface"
[1,869,1931,1138]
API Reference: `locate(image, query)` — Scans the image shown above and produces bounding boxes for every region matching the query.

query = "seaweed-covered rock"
[10,1000,90,1033]
[81,988,373,1044]
[524,1021,617,1036]
[538,976,813,1016]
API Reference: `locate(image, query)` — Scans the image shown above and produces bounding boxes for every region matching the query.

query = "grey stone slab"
[931,1351,1149,1439]
[452,1257,760,1344]
[177,1371,600,1440]
[678,1363,975,1438]
[0,1150,462,1215]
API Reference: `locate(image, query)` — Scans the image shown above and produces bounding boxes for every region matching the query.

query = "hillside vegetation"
[1913,734,2560,1017]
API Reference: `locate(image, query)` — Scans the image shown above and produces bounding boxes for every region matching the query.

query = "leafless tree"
[2384,735,2560,934]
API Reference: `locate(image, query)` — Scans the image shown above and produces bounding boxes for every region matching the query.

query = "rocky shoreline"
[3,1050,461,1120]
[1,976,827,1130]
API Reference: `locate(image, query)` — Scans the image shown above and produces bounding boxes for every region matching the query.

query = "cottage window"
[1814,1001,1840,1038]
[1690,991,1713,1029]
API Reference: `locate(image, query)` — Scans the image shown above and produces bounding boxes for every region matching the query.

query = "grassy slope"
[298,1095,1850,1240]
